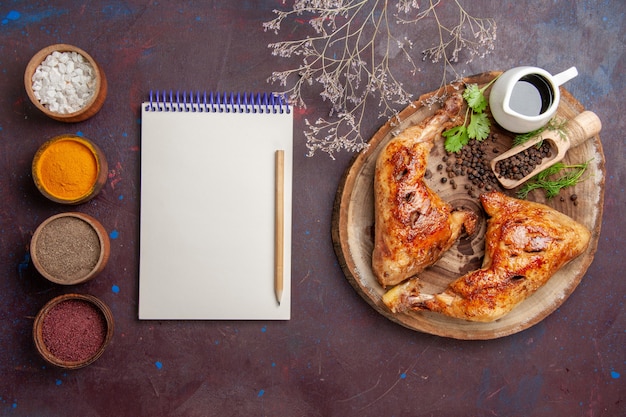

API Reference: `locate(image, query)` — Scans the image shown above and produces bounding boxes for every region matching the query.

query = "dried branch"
[264,0,497,158]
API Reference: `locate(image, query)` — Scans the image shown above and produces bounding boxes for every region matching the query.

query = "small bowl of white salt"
[24,44,107,122]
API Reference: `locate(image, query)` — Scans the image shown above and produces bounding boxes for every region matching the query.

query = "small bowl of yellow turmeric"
[32,134,108,204]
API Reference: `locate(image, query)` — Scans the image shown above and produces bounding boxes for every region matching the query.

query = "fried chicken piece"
[372,93,477,288]
[383,191,591,322]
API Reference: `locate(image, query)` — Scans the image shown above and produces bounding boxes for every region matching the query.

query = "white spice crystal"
[31,51,97,114]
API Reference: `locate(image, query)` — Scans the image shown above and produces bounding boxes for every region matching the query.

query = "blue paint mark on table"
[1,10,21,25]
[17,253,30,279]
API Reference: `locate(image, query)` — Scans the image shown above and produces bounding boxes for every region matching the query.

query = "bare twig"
[264,0,497,158]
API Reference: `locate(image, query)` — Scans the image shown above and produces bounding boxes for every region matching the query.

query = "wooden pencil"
[274,150,285,305]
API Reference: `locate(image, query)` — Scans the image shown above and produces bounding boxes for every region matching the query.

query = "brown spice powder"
[42,299,107,362]
[35,216,101,282]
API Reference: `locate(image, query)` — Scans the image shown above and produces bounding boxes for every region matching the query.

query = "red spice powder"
[41,299,107,363]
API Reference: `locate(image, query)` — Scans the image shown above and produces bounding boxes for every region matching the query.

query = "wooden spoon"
[491,111,602,189]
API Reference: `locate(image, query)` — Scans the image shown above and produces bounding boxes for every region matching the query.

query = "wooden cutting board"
[331,72,605,340]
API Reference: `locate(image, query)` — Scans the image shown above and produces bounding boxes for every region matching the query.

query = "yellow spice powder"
[36,138,98,200]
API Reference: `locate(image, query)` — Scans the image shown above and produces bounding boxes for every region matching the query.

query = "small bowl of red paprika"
[33,293,114,369]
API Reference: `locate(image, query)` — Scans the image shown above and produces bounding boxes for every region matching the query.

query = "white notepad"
[139,91,292,320]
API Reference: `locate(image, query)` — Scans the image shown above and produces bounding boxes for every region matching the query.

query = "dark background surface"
[0,1,624,416]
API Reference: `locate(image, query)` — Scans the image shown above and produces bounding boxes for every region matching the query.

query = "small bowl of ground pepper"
[30,212,110,285]
[33,293,114,369]
[32,134,108,205]
[24,44,107,122]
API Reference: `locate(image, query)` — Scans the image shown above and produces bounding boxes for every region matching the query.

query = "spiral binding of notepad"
[145,90,291,114]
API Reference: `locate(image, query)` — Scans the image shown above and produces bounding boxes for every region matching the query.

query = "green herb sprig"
[512,118,568,147]
[443,77,499,153]
[517,161,590,199]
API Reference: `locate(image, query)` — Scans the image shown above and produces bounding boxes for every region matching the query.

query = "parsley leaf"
[443,125,470,153]
[462,84,488,113]
[442,75,500,153]
[467,112,490,141]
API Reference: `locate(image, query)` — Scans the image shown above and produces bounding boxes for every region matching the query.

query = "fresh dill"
[513,118,568,147]
[516,160,590,199]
